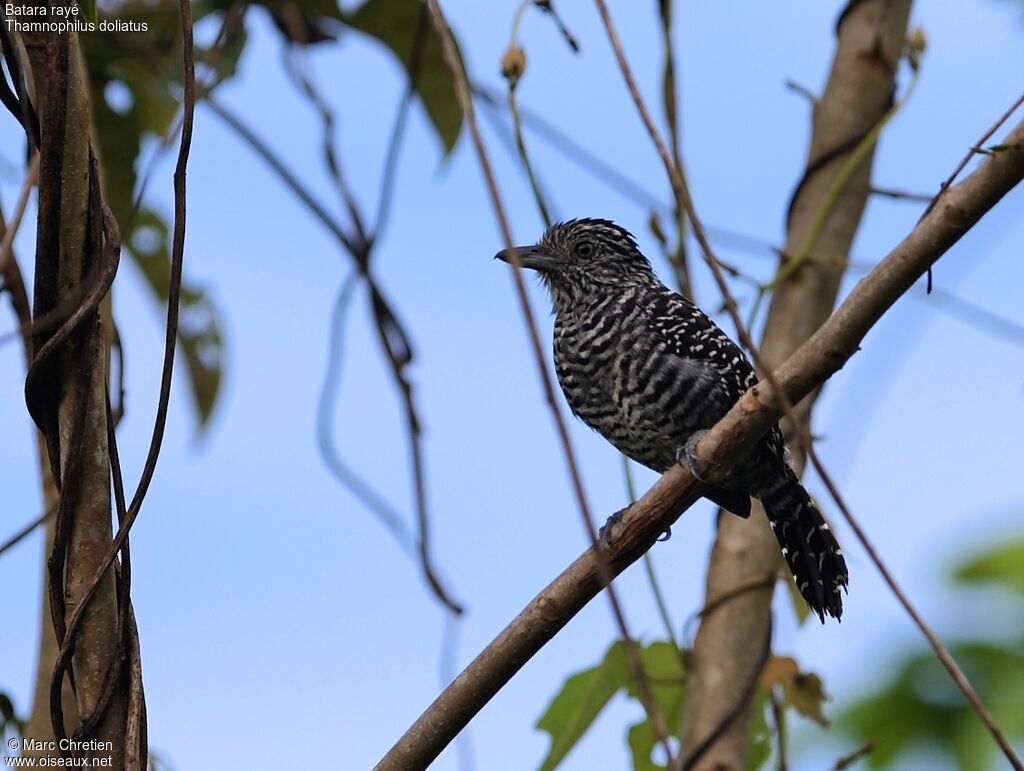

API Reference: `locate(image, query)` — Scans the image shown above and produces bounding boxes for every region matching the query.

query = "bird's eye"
[574,241,595,259]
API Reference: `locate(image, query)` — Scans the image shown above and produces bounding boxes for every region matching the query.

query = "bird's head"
[496,219,654,311]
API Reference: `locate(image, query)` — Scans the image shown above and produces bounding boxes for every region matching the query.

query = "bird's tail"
[760,470,848,621]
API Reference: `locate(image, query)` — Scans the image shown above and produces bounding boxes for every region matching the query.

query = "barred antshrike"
[497,218,848,621]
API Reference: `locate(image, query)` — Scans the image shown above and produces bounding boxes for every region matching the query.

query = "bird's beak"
[495,245,561,272]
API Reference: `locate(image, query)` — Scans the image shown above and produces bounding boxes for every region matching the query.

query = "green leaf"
[0,691,25,736]
[626,718,668,771]
[83,9,232,432]
[536,641,631,771]
[955,539,1024,594]
[837,641,1024,769]
[623,642,686,713]
[127,210,224,428]
[746,686,771,771]
[77,0,97,25]
[344,0,464,154]
[623,642,687,771]
[84,1,242,222]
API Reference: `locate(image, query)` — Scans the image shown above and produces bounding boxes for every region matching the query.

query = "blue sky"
[2,0,1023,769]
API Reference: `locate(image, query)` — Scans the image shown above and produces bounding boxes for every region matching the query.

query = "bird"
[496,218,848,621]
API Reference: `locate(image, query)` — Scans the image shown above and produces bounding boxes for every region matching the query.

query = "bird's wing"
[655,289,793,471]
[643,287,791,489]
[642,287,758,414]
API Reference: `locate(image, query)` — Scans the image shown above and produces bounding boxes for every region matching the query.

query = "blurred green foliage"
[83,0,238,427]
[344,0,464,153]
[536,641,688,771]
[79,0,464,427]
[835,536,1024,769]
[535,640,789,771]
[535,535,1024,770]
[0,692,24,738]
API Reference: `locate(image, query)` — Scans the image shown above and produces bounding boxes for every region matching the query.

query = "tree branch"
[375,115,1024,771]
[426,0,679,761]
[682,2,911,766]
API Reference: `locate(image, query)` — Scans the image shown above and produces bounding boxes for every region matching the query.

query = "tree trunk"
[680,2,913,768]
[19,16,126,767]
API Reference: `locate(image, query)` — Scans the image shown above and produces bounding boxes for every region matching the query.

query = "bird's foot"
[598,507,627,550]
[598,507,672,549]
[677,430,716,482]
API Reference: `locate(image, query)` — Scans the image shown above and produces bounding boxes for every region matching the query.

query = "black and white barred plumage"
[497,218,848,621]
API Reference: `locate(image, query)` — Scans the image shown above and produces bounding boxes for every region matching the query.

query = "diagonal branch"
[678,2,912,765]
[375,115,1024,771]
[425,0,679,760]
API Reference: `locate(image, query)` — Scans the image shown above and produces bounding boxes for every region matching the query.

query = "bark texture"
[0,205,80,759]
[19,18,125,767]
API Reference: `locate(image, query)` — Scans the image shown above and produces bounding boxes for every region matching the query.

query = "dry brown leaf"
[783,672,830,726]
[761,654,800,688]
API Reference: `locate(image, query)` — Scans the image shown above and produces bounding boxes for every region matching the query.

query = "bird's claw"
[598,507,628,550]
[677,430,715,482]
[598,507,671,549]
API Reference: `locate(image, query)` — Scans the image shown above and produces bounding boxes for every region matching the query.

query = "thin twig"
[635,220,1024,350]
[47,0,197,746]
[832,741,874,769]
[439,614,475,771]
[593,10,777,762]
[503,5,684,718]
[917,285,1024,348]
[772,106,1024,771]
[423,0,678,764]
[682,574,777,647]
[372,88,413,240]
[204,96,359,254]
[593,4,1023,766]
[501,12,678,740]
[124,1,249,238]
[473,83,665,212]
[770,688,788,771]
[592,0,686,232]
[805,440,1022,769]
[504,1,560,227]
[920,91,1024,221]
[46,0,195,751]
[870,185,931,202]
[656,0,692,298]
[320,10,461,616]
[772,63,921,288]
[680,615,772,770]
[0,506,55,558]
[623,457,682,656]
[784,79,817,105]
[376,115,1024,768]
[0,9,40,149]
[0,152,38,274]
[0,195,35,363]
[206,52,462,614]
[507,89,554,227]
[316,272,417,555]
[372,0,428,239]
[283,47,370,246]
